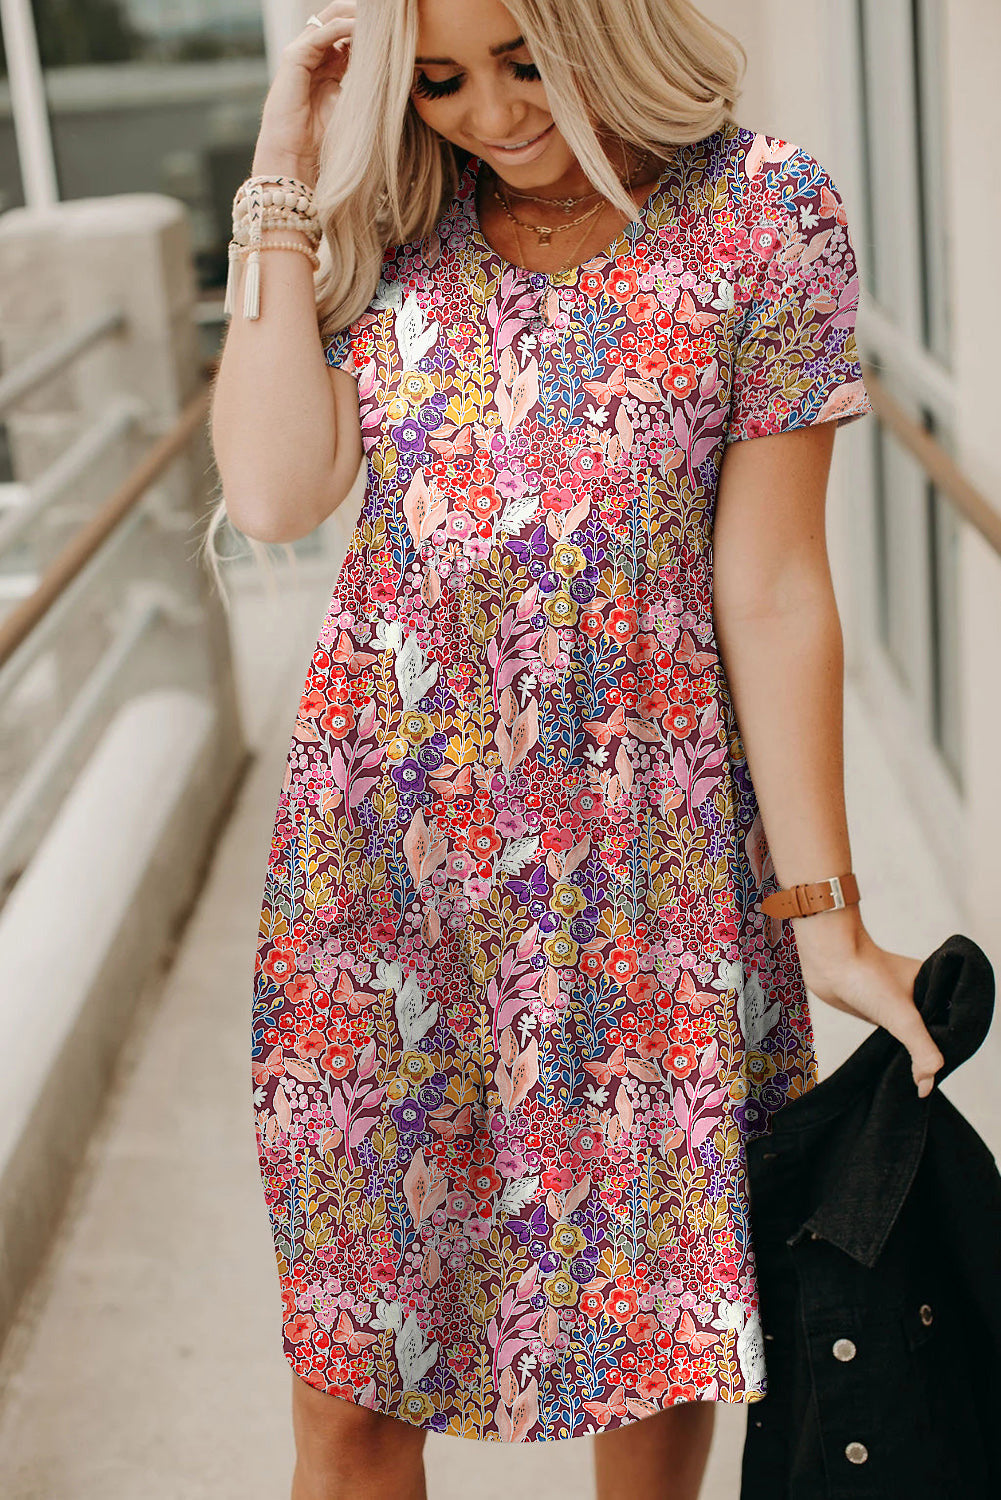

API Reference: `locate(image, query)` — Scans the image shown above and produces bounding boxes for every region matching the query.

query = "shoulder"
[720,126,853,231]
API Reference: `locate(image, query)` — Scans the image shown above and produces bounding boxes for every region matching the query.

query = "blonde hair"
[200,0,744,601]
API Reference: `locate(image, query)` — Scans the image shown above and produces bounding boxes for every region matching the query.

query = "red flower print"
[625,632,658,664]
[262,943,297,985]
[321,703,356,739]
[636,346,670,380]
[579,610,605,638]
[605,948,639,982]
[626,974,658,1004]
[627,292,658,322]
[541,827,575,851]
[606,266,639,302]
[570,788,603,819]
[626,1312,658,1343]
[371,918,397,943]
[542,1167,573,1191]
[466,483,501,519]
[284,1313,316,1344]
[467,825,502,857]
[542,485,576,511]
[665,1043,698,1078]
[580,1291,604,1317]
[665,363,698,398]
[606,1286,639,1323]
[606,606,638,646]
[469,1163,503,1198]
[636,1367,670,1398]
[321,1042,355,1078]
[580,951,604,979]
[294,1029,326,1059]
[638,689,669,720]
[665,702,699,736]
[571,1124,604,1160]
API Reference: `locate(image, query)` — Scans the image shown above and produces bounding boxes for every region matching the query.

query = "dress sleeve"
[725,149,873,443]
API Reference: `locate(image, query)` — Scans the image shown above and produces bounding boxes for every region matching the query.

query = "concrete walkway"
[0,554,990,1500]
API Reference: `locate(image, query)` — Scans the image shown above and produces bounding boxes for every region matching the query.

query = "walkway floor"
[0,554,990,1499]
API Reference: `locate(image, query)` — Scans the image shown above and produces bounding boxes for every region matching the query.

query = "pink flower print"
[569,448,605,481]
[447,850,476,879]
[495,807,528,838]
[446,511,475,542]
[750,223,781,260]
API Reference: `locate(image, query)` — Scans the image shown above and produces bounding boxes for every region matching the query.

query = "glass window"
[1,0,269,291]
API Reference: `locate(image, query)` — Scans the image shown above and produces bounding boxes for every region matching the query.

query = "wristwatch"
[759,872,860,920]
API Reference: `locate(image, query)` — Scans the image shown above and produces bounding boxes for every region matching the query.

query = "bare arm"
[210,209,363,544]
[208,1,363,543]
[713,422,944,1096]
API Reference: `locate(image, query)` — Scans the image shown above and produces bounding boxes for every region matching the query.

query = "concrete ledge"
[0,688,246,1345]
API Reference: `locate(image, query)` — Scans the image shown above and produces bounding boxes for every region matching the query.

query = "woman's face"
[411,0,578,182]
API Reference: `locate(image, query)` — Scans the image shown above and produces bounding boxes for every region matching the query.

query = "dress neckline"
[460,149,676,282]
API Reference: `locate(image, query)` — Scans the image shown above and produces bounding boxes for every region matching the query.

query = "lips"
[484,122,555,152]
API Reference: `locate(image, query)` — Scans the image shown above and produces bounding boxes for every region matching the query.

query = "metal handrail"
[861,361,1001,559]
[0,306,125,415]
[0,376,212,669]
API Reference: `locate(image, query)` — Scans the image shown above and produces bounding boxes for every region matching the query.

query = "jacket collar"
[756,934,994,1269]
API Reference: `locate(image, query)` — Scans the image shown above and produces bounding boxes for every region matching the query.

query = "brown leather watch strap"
[759,871,860,920]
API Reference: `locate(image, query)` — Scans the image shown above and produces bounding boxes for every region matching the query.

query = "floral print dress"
[252,119,872,1442]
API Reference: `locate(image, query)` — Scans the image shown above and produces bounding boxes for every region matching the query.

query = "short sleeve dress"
[252,120,872,1442]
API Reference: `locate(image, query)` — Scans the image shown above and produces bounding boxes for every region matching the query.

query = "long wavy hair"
[201,0,744,599]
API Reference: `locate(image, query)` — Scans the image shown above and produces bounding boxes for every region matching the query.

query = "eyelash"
[413,60,541,100]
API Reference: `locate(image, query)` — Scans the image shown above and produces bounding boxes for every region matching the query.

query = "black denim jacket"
[740,932,1001,1500]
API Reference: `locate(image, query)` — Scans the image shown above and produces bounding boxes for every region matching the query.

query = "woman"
[209,1,945,1495]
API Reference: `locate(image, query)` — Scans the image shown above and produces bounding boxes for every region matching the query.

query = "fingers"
[878,951,945,1098]
[287,1,354,61]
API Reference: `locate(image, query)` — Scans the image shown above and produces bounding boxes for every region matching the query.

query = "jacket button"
[845,1441,869,1464]
[919,1303,933,1326]
[832,1337,857,1361]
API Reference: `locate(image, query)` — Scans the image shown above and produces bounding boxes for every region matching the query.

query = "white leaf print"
[736,963,780,1048]
[497,493,540,533]
[497,1173,540,1216]
[396,1309,440,1387]
[372,619,404,656]
[373,277,405,312]
[395,972,439,1051]
[395,290,440,370]
[497,836,540,874]
[395,631,439,709]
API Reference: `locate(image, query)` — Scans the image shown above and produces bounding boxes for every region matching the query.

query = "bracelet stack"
[225,173,322,321]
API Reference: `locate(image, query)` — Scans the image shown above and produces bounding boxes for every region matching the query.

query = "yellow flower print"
[746,1050,778,1085]
[551,1221,587,1258]
[543,933,579,966]
[543,592,578,627]
[399,371,435,405]
[386,1076,409,1101]
[385,737,409,761]
[399,1391,435,1423]
[544,1269,580,1307]
[399,710,432,744]
[550,882,587,918]
[401,1050,435,1086]
[386,395,409,422]
[552,542,586,578]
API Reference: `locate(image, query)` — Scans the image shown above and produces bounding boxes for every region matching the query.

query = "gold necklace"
[491,184,604,244]
[505,185,602,210]
[497,144,652,276]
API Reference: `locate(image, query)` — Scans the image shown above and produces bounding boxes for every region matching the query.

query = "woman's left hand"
[792,910,945,1098]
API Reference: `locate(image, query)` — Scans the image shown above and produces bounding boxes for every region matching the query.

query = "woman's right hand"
[252,0,356,184]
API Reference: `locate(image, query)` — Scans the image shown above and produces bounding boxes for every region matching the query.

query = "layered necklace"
[487,141,662,275]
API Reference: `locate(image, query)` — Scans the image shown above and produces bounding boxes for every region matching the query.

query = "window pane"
[2,0,269,291]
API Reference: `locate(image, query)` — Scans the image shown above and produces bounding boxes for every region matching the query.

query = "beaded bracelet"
[226,172,323,320]
[224,232,322,320]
